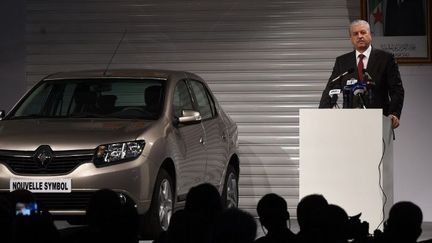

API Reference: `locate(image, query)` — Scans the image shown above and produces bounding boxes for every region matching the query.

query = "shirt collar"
[356,45,372,59]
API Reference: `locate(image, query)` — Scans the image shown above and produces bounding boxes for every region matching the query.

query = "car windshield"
[9,78,164,120]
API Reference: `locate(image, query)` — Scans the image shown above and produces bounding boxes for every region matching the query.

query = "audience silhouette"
[1,186,430,243]
[153,183,223,243]
[375,201,423,243]
[12,209,60,243]
[88,189,139,243]
[0,192,14,243]
[348,213,372,243]
[61,188,139,243]
[185,183,224,243]
[296,194,328,243]
[322,204,350,243]
[255,193,296,243]
[213,207,257,243]
[0,190,59,243]
[159,209,191,243]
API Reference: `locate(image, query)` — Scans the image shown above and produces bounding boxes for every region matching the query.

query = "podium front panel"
[300,109,391,230]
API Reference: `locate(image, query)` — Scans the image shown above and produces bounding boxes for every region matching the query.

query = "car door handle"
[200,137,205,145]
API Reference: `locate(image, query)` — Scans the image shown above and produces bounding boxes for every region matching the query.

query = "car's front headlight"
[94,140,145,167]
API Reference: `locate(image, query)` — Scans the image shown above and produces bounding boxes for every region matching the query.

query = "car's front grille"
[0,149,94,175]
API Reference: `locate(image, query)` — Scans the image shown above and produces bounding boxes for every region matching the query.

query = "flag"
[369,0,384,36]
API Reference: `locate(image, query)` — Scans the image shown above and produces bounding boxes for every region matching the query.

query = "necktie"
[357,54,365,81]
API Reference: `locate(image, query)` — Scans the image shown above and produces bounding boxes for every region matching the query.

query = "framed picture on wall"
[361,0,432,64]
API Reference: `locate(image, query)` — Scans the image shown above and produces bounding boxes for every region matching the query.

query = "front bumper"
[0,156,153,215]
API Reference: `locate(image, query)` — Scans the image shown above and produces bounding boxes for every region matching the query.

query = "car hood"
[0,119,154,151]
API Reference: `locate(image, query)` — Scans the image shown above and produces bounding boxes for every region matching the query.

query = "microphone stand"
[357,93,367,109]
[343,86,351,108]
[363,69,375,106]
[330,94,340,109]
[352,82,367,109]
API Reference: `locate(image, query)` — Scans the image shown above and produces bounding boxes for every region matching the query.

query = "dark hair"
[213,208,257,243]
[257,193,289,228]
[185,183,223,220]
[297,194,328,230]
[385,201,423,241]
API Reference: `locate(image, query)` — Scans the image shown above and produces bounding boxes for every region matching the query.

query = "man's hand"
[389,114,400,129]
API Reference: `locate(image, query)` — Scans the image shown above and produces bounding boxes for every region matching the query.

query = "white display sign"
[10,178,72,193]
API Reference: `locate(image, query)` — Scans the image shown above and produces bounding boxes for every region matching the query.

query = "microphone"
[352,82,367,108]
[363,69,375,105]
[329,89,341,96]
[346,78,358,86]
[329,89,341,108]
[363,70,373,82]
[364,70,376,89]
[343,85,352,108]
[352,83,366,96]
[331,68,354,83]
[342,78,357,108]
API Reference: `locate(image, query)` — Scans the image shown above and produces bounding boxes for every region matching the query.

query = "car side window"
[188,80,216,120]
[172,80,194,118]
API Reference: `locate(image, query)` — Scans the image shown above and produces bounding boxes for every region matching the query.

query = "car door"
[171,79,206,198]
[188,79,228,188]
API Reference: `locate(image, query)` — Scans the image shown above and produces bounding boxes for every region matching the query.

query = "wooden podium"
[299,109,394,230]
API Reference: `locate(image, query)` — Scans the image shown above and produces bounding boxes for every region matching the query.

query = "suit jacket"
[319,47,405,118]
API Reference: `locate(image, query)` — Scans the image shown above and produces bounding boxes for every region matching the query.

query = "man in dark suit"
[319,19,404,129]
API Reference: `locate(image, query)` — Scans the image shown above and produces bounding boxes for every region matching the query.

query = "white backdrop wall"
[0,0,429,220]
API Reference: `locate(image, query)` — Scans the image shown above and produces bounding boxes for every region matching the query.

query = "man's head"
[350,20,372,52]
[384,201,423,242]
[297,194,328,231]
[257,193,289,230]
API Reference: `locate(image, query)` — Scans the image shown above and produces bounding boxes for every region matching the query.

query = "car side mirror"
[179,110,201,124]
[0,110,5,120]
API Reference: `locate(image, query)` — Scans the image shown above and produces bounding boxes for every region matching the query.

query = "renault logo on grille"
[34,145,53,167]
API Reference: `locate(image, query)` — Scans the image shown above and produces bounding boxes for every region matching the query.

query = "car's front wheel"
[141,168,174,239]
[222,165,239,208]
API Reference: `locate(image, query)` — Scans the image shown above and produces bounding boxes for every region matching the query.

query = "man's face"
[350,23,372,52]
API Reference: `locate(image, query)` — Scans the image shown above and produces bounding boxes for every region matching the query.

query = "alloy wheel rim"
[226,173,238,208]
[158,178,173,231]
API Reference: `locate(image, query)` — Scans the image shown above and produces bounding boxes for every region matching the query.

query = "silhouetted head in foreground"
[257,193,290,231]
[213,208,257,243]
[323,204,350,243]
[296,194,329,243]
[87,189,123,230]
[297,194,328,231]
[0,193,14,243]
[185,183,223,220]
[165,209,191,243]
[9,190,59,243]
[384,201,423,243]
[255,193,297,243]
[184,183,224,243]
[87,189,139,243]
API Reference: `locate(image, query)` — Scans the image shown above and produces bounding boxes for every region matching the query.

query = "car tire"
[222,165,239,208]
[141,168,174,239]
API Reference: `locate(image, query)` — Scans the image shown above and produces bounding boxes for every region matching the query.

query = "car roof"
[43,69,201,81]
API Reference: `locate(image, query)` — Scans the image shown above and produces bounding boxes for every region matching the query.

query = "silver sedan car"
[0,69,239,238]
